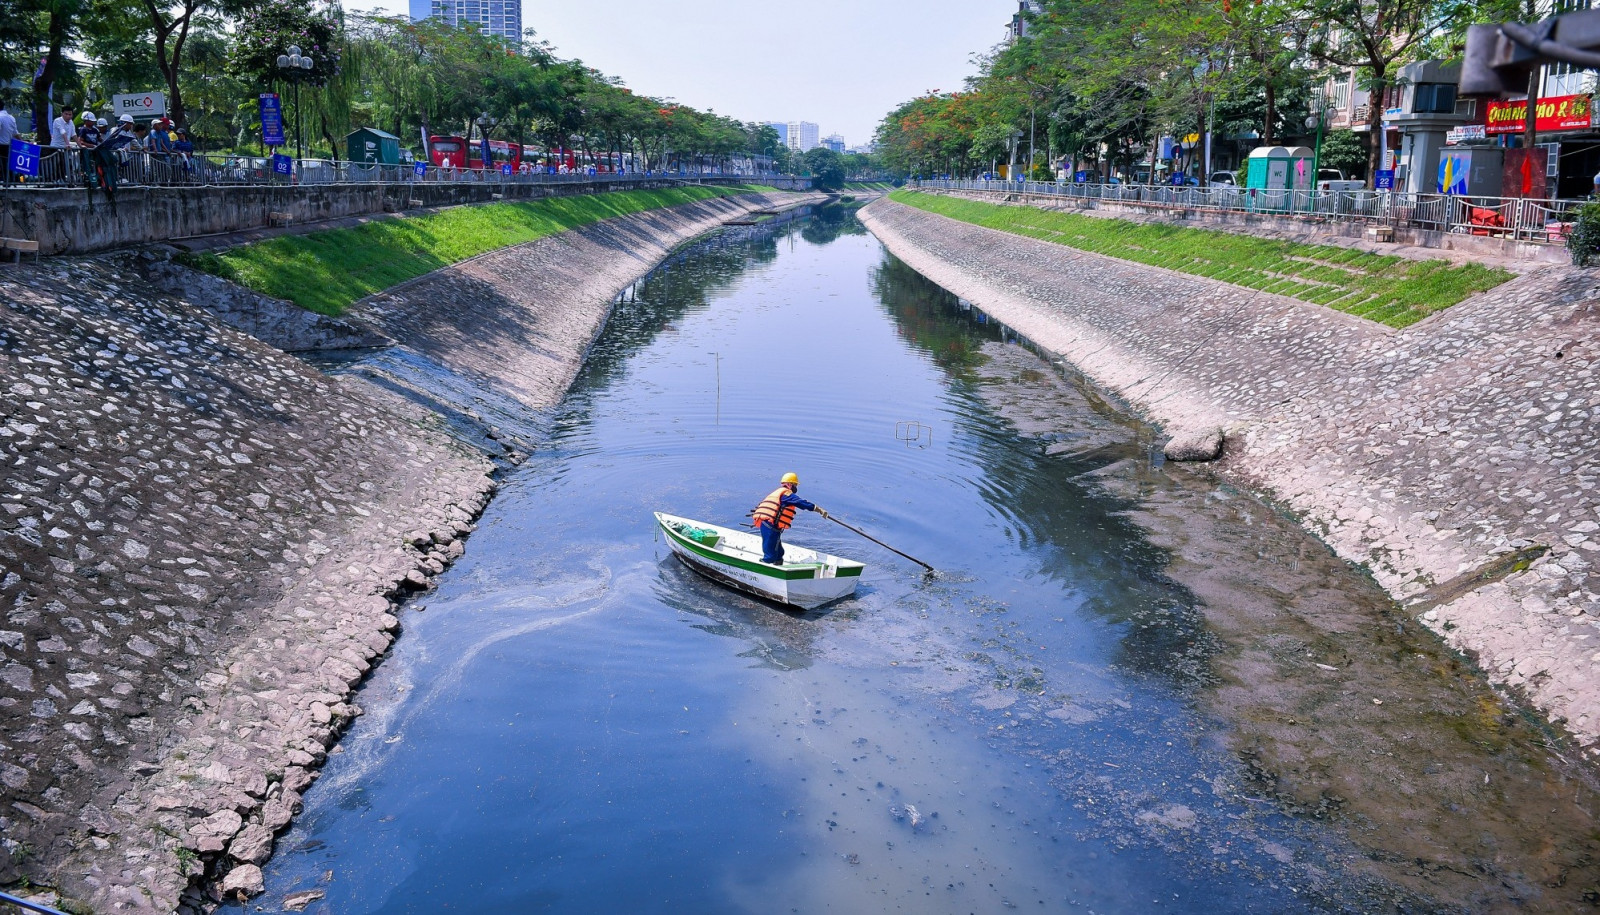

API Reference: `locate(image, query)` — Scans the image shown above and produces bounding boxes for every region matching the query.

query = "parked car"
[1208,170,1238,186]
[1317,168,1365,192]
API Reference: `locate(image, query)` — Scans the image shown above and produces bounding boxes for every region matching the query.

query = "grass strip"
[888,189,1513,329]
[183,185,765,315]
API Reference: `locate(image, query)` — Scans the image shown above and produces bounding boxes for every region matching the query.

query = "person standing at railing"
[0,100,17,186]
[77,114,104,190]
[48,105,76,184]
[172,128,194,178]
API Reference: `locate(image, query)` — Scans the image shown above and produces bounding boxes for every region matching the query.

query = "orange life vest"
[751,486,798,530]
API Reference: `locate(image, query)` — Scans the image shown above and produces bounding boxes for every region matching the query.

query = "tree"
[1301,0,1441,185]
[803,146,845,189]
[1318,128,1368,177]
[31,0,90,142]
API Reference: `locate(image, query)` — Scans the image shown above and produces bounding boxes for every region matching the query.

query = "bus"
[427,136,523,171]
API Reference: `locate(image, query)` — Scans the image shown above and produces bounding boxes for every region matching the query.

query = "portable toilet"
[345,127,401,166]
[1246,146,1314,190]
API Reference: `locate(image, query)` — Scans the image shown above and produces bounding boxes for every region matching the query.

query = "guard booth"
[1245,146,1314,190]
[345,127,401,166]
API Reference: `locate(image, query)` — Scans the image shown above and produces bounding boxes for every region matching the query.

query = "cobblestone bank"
[861,199,1600,748]
[0,190,818,913]
[353,192,828,410]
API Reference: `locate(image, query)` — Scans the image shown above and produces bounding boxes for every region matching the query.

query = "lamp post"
[1306,89,1327,194]
[474,112,496,171]
[275,45,314,173]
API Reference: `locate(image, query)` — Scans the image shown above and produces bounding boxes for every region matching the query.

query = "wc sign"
[112,91,167,118]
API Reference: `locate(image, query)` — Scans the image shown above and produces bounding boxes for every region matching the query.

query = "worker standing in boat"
[751,473,828,565]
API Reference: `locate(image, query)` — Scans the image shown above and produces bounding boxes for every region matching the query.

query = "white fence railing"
[11,150,785,190]
[911,178,1588,245]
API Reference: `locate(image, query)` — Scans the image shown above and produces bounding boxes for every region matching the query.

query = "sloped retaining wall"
[860,197,1600,752]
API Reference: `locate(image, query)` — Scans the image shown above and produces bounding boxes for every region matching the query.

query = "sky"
[339,0,1011,147]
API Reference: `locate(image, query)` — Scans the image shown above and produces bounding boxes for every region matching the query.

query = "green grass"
[889,190,1514,329]
[183,185,768,315]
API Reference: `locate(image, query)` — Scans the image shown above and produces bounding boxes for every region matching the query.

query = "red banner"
[1485,93,1593,135]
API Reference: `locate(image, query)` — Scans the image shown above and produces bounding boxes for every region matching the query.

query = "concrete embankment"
[860,198,1600,748]
[0,190,821,913]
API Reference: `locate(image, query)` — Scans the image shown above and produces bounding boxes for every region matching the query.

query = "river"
[250,205,1600,914]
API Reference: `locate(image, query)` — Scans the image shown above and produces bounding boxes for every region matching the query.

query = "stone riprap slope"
[861,199,1600,747]
[0,190,822,913]
[351,191,827,410]
[0,261,497,912]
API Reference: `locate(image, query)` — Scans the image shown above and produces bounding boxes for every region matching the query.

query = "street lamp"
[275,45,314,173]
[474,112,496,170]
[1305,90,1327,193]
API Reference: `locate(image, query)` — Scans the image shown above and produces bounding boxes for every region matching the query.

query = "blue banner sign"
[500,163,512,176]
[270,153,293,176]
[9,139,40,177]
[413,161,427,178]
[1374,169,1396,190]
[259,93,284,147]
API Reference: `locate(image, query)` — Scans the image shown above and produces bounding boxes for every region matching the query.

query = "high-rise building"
[786,121,820,153]
[1006,0,1042,43]
[765,121,789,149]
[410,0,522,46]
[823,134,846,153]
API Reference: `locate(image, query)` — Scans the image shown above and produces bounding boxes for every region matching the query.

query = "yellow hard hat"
[780,472,799,485]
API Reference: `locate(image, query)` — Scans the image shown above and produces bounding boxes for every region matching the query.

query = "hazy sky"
[340,0,1010,146]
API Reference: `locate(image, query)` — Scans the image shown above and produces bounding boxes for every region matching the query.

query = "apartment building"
[409,0,521,46]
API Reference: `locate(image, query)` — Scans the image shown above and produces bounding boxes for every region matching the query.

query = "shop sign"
[1485,93,1592,134]
[1446,124,1487,145]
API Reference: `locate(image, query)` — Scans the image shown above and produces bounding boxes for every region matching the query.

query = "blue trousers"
[760,523,785,564]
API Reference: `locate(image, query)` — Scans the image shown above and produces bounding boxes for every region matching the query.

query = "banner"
[8,139,40,177]
[1438,153,1468,194]
[259,94,284,147]
[270,153,293,176]
[1485,93,1592,135]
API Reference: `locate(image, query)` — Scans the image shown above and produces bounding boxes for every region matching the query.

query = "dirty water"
[250,206,1600,913]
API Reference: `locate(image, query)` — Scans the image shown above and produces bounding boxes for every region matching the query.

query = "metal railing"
[0,889,70,915]
[8,149,785,190]
[911,178,1588,245]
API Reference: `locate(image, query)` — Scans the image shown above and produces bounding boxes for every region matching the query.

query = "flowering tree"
[228,0,342,88]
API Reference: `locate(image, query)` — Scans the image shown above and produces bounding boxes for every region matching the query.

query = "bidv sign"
[112,92,167,118]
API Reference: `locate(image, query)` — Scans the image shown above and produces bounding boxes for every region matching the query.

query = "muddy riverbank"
[860,198,1600,758]
[0,190,820,913]
[972,339,1600,911]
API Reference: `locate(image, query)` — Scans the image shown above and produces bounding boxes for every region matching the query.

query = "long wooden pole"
[824,514,935,573]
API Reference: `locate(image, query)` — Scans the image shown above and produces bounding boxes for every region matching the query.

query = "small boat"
[655,512,864,610]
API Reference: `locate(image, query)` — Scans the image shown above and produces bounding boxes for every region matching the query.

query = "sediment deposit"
[0,190,817,912]
[861,197,1600,749]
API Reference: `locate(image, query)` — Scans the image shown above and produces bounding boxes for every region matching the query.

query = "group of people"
[44,106,192,192]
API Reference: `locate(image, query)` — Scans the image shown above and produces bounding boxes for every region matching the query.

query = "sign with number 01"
[9,139,40,177]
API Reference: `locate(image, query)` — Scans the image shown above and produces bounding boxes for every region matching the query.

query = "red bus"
[427,135,523,171]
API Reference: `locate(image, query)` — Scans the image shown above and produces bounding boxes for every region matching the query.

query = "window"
[1412,84,1458,114]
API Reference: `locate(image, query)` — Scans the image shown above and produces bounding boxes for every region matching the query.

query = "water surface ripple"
[254,208,1492,913]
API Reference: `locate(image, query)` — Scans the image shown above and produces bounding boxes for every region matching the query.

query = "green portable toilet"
[345,127,401,166]
[1246,146,1314,190]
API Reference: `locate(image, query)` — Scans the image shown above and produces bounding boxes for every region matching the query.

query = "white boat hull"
[655,512,863,610]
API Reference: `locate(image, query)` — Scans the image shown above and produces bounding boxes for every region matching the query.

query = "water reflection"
[255,209,1431,913]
